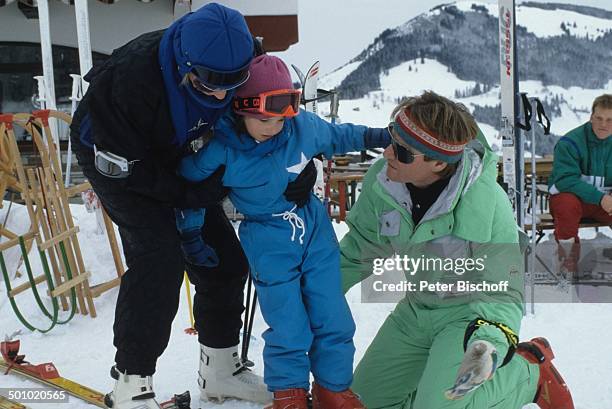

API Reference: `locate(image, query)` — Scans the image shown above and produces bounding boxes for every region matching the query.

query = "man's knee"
[352,380,412,409]
[551,193,583,240]
[352,364,413,409]
[550,193,583,218]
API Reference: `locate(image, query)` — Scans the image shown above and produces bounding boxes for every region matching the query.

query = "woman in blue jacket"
[70,5,315,408]
[176,55,389,409]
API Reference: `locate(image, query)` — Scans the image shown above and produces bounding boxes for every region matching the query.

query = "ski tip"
[306,61,320,79]
[291,64,306,86]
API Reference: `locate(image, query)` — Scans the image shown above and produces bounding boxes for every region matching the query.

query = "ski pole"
[241,274,256,367]
[530,97,550,314]
[518,93,534,314]
[528,96,537,316]
[241,274,252,360]
[325,92,340,216]
[244,290,258,367]
[65,74,83,187]
[183,272,196,335]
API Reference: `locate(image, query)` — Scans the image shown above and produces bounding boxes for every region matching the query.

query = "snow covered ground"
[1,201,612,408]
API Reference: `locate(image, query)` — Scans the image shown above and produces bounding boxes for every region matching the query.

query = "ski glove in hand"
[175,209,219,267]
[364,127,391,149]
[445,340,498,400]
[284,158,317,207]
[179,229,220,267]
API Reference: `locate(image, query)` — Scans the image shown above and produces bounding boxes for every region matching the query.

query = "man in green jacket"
[340,92,574,409]
[548,94,612,272]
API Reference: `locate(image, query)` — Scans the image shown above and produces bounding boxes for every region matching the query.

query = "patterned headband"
[393,108,468,163]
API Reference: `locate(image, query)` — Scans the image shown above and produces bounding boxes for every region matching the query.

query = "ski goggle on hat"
[190,63,251,93]
[233,89,302,117]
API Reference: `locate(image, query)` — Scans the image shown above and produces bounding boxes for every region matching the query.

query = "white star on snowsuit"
[287,152,309,174]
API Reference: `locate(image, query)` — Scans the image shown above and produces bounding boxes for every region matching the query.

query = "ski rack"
[0,111,125,332]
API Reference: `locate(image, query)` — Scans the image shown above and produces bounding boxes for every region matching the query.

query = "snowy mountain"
[319,1,612,153]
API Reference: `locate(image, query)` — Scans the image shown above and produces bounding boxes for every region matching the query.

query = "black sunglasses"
[191,64,250,92]
[191,75,247,95]
[387,125,425,164]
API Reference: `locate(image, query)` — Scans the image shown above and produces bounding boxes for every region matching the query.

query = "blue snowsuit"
[178,110,374,392]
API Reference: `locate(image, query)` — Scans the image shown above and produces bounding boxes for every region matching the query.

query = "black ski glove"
[364,127,391,149]
[182,166,230,209]
[284,159,317,208]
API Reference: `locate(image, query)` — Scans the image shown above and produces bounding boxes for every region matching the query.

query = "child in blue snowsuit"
[176,55,389,407]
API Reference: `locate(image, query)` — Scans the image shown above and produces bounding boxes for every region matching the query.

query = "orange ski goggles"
[233,89,302,117]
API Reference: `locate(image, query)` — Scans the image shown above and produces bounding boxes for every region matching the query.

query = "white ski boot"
[198,344,272,404]
[104,366,162,409]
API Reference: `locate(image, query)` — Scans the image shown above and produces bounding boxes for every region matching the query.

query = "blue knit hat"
[174,3,253,78]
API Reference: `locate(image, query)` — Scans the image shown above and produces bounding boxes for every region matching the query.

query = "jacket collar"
[375,140,485,225]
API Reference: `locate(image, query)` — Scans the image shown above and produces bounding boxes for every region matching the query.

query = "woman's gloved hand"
[175,209,219,267]
[445,340,498,400]
[178,229,220,267]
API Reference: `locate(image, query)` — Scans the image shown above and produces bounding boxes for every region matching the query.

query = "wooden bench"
[524,213,611,243]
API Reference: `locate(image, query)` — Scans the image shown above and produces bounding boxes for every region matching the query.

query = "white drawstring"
[272,205,306,244]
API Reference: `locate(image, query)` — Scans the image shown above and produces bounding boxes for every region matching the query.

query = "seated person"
[548,93,612,272]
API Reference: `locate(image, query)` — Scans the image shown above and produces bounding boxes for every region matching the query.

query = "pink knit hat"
[234,55,294,119]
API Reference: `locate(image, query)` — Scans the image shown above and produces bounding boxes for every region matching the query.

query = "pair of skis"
[497,0,551,226]
[498,0,524,226]
[0,339,189,408]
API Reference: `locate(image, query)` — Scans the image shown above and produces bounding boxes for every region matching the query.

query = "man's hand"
[284,159,317,207]
[601,194,612,214]
[445,340,498,400]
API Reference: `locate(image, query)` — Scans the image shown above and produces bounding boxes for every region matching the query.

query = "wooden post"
[328,173,364,222]
[338,181,347,222]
